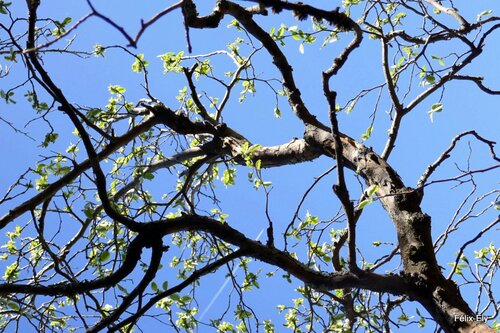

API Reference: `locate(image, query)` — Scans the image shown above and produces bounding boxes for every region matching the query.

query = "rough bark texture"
[0,0,497,332]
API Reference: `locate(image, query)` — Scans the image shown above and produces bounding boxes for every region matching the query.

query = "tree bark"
[303,125,496,333]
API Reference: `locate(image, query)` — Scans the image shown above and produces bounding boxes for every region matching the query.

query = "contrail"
[199,228,265,321]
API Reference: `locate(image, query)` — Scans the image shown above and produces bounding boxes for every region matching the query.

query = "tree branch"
[418,130,499,188]
[149,215,410,295]
[108,249,247,332]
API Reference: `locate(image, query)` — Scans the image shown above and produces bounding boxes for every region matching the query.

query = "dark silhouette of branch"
[109,249,247,332]
[452,75,500,95]
[418,130,500,187]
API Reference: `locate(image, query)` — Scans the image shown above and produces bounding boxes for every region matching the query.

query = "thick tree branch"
[423,0,469,29]
[87,237,164,333]
[26,0,144,232]
[303,125,495,333]
[3,2,497,332]
[182,0,327,128]
[243,0,359,31]
[0,233,151,296]
[320,14,363,271]
[148,215,410,295]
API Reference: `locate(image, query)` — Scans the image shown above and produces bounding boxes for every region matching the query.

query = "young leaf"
[428,102,443,122]
[132,54,149,73]
[357,198,373,210]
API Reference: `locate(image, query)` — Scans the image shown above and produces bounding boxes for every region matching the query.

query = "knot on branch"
[145,103,215,135]
[394,187,423,212]
[183,0,225,28]
[138,224,165,249]
[400,270,431,292]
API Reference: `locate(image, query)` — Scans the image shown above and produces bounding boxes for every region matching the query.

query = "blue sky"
[1,1,499,331]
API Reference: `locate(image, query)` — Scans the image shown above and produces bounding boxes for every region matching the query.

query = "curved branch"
[418,130,499,188]
[22,12,93,53]
[380,35,405,160]
[451,75,500,95]
[85,0,135,46]
[109,249,246,332]
[404,46,483,114]
[243,0,359,31]
[148,215,410,295]
[0,110,158,231]
[87,237,164,333]
[0,234,149,296]
[182,0,326,128]
[423,0,469,29]
[27,1,144,231]
[320,11,363,271]
[224,1,324,128]
[133,1,184,45]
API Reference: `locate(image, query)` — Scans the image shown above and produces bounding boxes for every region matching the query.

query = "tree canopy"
[0,0,499,332]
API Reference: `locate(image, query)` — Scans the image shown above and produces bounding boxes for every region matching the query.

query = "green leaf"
[0,89,16,103]
[82,203,94,219]
[430,103,443,112]
[132,54,149,73]
[159,51,184,73]
[108,85,126,95]
[431,55,445,66]
[346,97,359,114]
[99,251,110,262]
[0,2,12,15]
[221,168,236,187]
[357,198,373,210]
[255,159,262,171]
[143,172,155,180]
[40,133,59,147]
[361,126,373,141]
[367,184,379,196]
[66,143,79,154]
[273,107,281,118]
[428,102,443,122]
[3,262,19,281]
[3,47,17,62]
[227,19,241,30]
[52,17,72,36]
[7,302,19,311]
[94,44,105,57]
[419,317,426,328]
[393,12,407,25]
[424,74,435,84]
